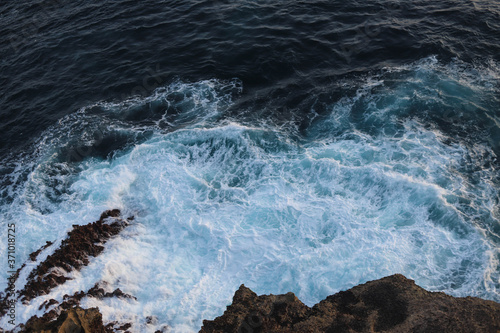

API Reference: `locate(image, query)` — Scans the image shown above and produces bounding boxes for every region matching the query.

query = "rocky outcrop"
[3,208,500,333]
[37,281,136,313]
[20,209,129,303]
[0,210,133,332]
[200,274,500,333]
[22,306,106,333]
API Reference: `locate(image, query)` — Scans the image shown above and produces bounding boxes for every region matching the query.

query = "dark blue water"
[1,0,499,158]
[1,1,499,331]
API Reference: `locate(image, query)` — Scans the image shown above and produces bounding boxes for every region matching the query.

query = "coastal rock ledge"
[200,274,500,333]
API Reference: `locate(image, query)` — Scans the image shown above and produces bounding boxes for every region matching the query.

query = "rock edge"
[200,274,500,333]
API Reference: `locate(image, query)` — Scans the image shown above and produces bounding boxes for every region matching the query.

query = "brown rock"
[200,274,500,333]
[39,299,59,311]
[22,307,105,333]
[29,241,54,262]
[15,281,136,333]
[20,209,128,303]
[0,210,129,320]
[58,281,136,312]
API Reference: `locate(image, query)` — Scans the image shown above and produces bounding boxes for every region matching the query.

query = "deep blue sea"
[1,0,500,332]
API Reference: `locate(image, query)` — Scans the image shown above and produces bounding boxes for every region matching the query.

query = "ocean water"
[0,1,499,332]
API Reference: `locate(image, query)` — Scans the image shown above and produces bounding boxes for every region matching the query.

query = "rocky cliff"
[200,274,500,333]
[12,270,500,333]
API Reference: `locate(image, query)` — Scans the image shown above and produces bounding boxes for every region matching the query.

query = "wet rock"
[104,321,133,332]
[22,306,106,333]
[29,241,54,262]
[38,299,59,311]
[24,281,137,333]
[59,281,137,311]
[0,210,129,322]
[20,209,128,302]
[116,323,132,331]
[200,274,500,333]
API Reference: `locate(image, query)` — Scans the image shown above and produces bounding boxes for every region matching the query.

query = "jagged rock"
[39,299,59,311]
[59,281,136,311]
[20,209,128,302]
[22,306,106,333]
[19,281,136,333]
[200,274,500,333]
[0,210,130,324]
[29,241,54,262]
[104,321,133,332]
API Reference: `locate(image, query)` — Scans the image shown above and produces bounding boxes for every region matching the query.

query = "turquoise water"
[0,57,499,332]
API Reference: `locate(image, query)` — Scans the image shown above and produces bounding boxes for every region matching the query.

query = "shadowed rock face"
[200,274,500,333]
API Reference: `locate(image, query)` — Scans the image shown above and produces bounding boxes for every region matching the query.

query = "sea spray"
[0,58,499,332]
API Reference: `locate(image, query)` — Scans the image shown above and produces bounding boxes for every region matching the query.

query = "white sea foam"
[0,60,499,332]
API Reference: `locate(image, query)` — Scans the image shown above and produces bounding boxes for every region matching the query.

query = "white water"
[1,58,499,332]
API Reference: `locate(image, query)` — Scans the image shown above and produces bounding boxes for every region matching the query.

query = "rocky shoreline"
[201,274,500,333]
[2,210,500,332]
[0,210,134,333]
[15,274,500,333]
